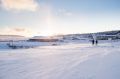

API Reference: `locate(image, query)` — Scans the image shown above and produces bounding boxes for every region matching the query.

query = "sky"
[0,0,120,37]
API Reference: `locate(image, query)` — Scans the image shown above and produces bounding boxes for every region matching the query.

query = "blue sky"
[0,0,120,36]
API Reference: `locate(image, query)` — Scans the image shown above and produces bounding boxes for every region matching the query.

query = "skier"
[95,40,98,45]
[92,39,94,45]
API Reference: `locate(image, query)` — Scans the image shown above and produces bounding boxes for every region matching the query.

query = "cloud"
[0,0,39,11]
[58,9,73,16]
[13,28,26,32]
[0,27,36,37]
[10,28,27,33]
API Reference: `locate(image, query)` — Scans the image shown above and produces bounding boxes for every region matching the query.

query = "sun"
[39,29,56,36]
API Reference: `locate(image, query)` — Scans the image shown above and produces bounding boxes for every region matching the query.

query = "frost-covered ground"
[0,41,120,79]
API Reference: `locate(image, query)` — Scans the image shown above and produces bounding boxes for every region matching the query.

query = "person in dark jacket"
[95,40,98,45]
[92,39,94,45]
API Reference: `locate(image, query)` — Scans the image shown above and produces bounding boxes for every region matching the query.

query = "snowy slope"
[0,43,120,79]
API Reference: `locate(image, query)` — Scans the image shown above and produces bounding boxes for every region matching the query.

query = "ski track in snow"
[0,43,120,79]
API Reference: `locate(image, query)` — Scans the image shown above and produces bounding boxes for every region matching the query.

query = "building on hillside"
[96,35,118,40]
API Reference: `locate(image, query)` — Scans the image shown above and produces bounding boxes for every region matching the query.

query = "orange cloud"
[1,0,39,11]
[0,27,36,37]
[13,28,26,32]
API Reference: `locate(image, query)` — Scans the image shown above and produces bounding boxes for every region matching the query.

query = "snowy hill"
[1,30,120,49]
[58,30,120,41]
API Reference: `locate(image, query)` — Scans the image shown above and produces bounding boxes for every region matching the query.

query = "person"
[95,40,98,45]
[92,39,94,45]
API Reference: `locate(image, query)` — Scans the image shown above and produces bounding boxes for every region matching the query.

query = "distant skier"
[95,40,98,45]
[92,39,94,45]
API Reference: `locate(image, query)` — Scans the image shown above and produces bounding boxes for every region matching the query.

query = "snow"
[0,41,63,50]
[0,41,120,79]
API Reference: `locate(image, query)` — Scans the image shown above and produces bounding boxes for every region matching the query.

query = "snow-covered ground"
[0,41,120,79]
[0,41,64,50]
